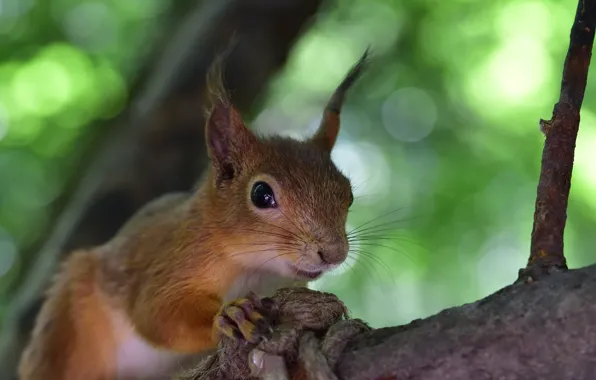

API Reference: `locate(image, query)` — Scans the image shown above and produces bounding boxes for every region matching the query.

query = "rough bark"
[0,1,326,379]
[177,265,596,380]
[336,263,596,379]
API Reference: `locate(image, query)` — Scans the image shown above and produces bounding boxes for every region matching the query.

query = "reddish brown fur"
[19,250,117,380]
[19,52,367,380]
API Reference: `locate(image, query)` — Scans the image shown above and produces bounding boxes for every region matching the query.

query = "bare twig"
[521,0,596,280]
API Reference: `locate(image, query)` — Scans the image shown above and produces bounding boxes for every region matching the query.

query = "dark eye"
[349,191,354,207]
[251,181,277,209]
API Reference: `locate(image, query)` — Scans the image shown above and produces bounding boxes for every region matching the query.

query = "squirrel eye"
[349,191,354,207]
[251,181,277,209]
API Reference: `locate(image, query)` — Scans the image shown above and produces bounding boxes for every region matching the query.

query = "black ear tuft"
[203,39,237,119]
[312,48,371,152]
[203,44,257,183]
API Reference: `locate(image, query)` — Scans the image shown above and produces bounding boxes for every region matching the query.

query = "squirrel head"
[201,50,369,281]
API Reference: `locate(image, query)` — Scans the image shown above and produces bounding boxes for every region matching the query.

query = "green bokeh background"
[1,0,595,330]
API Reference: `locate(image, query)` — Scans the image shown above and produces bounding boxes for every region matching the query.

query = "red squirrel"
[18,50,369,380]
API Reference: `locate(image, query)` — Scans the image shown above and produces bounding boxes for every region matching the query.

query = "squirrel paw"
[215,292,276,345]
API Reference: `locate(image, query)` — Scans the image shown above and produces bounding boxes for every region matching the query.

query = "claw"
[214,295,276,344]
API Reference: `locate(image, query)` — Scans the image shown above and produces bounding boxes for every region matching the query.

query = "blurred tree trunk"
[0,1,327,379]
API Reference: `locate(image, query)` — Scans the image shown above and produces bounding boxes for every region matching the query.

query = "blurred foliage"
[0,0,595,331]
[0,0,191,321]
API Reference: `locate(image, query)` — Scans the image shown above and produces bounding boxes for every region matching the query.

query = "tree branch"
[335,263,596,380]
[0,1,326,379]
[178,265,596,380]
[522,0,596,279]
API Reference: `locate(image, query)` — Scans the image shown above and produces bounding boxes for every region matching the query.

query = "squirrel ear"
[205,102,256,180]
[203,50,257,181]
[311,48,370,153]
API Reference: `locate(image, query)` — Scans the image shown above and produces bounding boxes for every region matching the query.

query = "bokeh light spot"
[465,36,551,117]
[343,0,403,54]
[488,38,549,102]
[254,105,306,139]
[382,87,437,142]
[572,110,596,211]
[63,2,116,51]
[0,0,34,19]
[41,43,97,113]
[12,56,73,116]
[286,32,363,94]
[496,1,553,43]
[91,58,127,119]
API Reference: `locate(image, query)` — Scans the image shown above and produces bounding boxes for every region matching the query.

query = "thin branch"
[522,0,596,280]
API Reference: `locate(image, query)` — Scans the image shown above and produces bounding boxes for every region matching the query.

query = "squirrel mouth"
[290,265,323,280]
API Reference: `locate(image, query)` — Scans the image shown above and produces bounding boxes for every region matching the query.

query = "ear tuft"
[312,48,371,152]
[204,51,256,183]
[204,48,232,119]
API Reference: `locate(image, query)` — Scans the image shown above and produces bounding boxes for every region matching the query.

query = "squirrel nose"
[317,241,348,265]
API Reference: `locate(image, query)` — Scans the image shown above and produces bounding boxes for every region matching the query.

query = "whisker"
[349,249,396,284]
[349,233,422,245]
[346,253,385,287]
[223,241,302,248]
[258,219,304,241]
[348,253,397,303]
[350,236,426,252]
[278,207,310,240]
[337,258,356,276]
[226,247,298,259]
[243,251,297,282]
[347,208,409,235]
[353,242,419,266]
[349,232,416,239]
[347,211,427,235]
[347,218,416,237]
[352,192,387,201]
[343,255,372,282]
